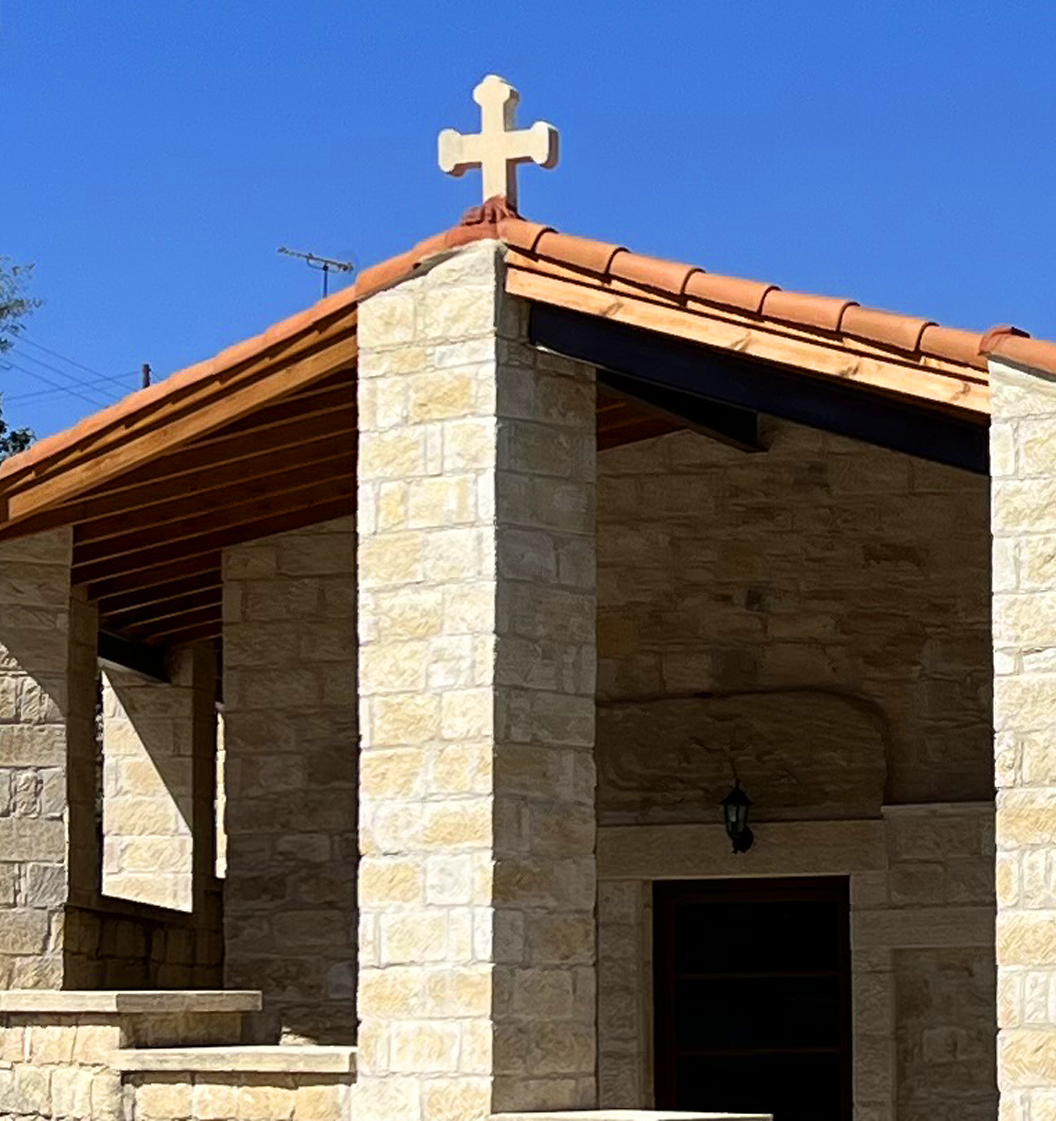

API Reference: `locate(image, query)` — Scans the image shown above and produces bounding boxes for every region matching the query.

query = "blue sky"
[2,0,1054,440]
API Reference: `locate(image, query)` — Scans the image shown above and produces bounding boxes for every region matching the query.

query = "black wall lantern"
[721,781,754,854]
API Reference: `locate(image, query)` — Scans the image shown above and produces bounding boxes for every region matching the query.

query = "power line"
[3,378,135,404]
[19,335,115,381]
[0,357,115,409]
[9,345,128,401]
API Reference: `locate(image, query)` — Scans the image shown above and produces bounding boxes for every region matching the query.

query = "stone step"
[0,989,261,1015]
[112,1044,356,1075]
[114,1045,357,1121]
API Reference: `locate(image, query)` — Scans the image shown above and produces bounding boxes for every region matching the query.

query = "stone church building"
[0,76,1053,1121]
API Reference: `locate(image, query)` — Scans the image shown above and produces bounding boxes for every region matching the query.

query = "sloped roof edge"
[5,199,1054,492]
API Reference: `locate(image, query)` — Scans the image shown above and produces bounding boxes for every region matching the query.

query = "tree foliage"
[0,258,39,461]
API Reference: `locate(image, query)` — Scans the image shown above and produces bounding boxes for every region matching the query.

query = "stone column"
[222,516,358,1044]
[991,356,1056,1119]
[356,241,597,1121]
[0,527,98,988]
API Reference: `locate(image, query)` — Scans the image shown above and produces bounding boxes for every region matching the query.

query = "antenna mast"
[277,247,355,298]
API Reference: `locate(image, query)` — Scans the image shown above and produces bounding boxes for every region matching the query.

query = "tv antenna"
[277,247,356,298]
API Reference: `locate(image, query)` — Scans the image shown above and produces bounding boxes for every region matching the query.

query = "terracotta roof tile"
[532,231,624,276]
[919,325,989,370]
[840,306,933,353]
[986,333,1056,376]
[979,324,1030,355]
[683,272,778,314]
[497,218,553,254]
[12,202,1056,493]
[761,290,858,332]
[608,252,701,296]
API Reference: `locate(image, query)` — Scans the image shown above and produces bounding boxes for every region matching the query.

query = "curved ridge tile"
[608,253,702,296]
[919,325,988,370]
[987,333,1056,378]
[498,219,553,253]
[534,231,624,275]
[762,290,858,332]
[841,306,933,353]
[684,272,777,315]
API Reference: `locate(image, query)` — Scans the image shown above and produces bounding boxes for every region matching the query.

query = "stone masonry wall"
[101,653,202,913]
[596,423,992,819]
[0,528,97,989]
[990,357,1056,1121]
[222,516,358,1045]
[356,241,597,1121]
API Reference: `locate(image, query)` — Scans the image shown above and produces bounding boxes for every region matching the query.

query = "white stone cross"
[438,74,559,211]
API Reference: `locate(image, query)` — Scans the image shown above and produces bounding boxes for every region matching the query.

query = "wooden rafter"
[2,330,358,526]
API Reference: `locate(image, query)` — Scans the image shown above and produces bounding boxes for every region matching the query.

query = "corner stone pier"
[355,241,598,1121]
[991,355,1056,1121]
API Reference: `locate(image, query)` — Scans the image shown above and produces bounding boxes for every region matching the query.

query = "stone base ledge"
[493,1113,771,1120]
[113,1044,356,1075]
[0,990,262,1014]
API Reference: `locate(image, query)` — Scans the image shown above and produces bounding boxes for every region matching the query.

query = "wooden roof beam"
[74,489,355,588]
[3,332,358,526]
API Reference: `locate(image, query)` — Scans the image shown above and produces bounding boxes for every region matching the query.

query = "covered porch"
[0,221,1045,1121]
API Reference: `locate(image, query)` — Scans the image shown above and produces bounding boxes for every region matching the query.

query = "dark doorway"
[654,877,852,1121]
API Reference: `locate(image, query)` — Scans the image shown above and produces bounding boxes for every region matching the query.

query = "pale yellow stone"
[375,588,446,641]
[293,1083,344,1121]
[191,1076,239,1121]
[443,584,495,635]
[238,1082,295,1121]
[360,640,429,694]
[390,1021,461,1073]
[459,1017,494,1074]
[378,482,409,530]
[424,966,492,1016]
[998,912,1056,966]
[359,533,423,588]
[440,688,494,740]
[136,1078,194,1119]
[421,1076,491,1121]
[372,693,440,745]
[358,290,416,349]
[1001,1028,1056,1088]
[430,741,494,795]
[443,418,496,472]
[359,966,426,1018]
[408,476,475,528]
[380,911,450,963]
[408,371,478,422]
[361,748,426,798]
[423,528,486,582]
[361,430,427,480]
[421,800,492,849]
[360,857,424,904]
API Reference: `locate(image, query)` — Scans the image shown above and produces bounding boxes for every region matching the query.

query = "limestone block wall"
[595,805,996,1120]
[355,241,597,1121]
[122,1072,352,1121]
[222,516,358,1045]
[101,652,205,913]
[596,424,992,818]
[989,357,1056,1121]
[0,528,98,989]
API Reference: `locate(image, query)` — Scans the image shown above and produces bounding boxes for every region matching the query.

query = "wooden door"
[654,876,852,1121]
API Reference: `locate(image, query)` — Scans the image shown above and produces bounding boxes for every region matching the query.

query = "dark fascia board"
[600,368,763,453]
[529,303,989,474]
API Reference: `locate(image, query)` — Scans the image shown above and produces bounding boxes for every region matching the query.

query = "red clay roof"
[4,200,1054,486]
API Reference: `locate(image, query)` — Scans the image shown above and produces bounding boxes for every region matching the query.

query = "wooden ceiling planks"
[50,352,678,648]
